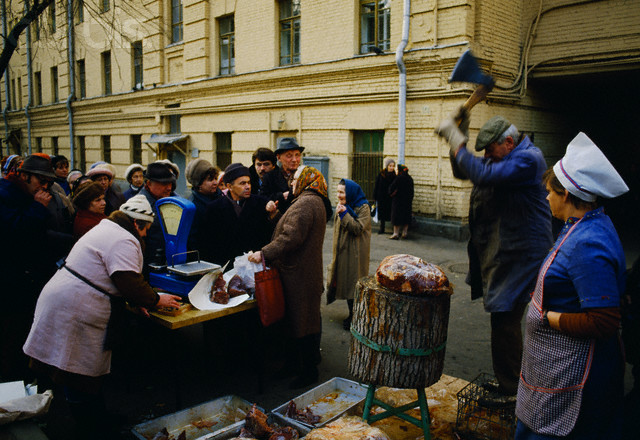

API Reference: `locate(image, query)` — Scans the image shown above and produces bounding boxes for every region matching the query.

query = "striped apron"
[516,219,594,436]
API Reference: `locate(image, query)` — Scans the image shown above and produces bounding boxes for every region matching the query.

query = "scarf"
[294,166,328,198]
[341,179,368,219]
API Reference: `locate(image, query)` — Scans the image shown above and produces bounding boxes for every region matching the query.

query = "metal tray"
[167,261,220,277]
[271,377,367,429]
[205,413,311,439]
[131,395,255,440]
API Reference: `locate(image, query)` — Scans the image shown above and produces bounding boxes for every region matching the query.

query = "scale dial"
[159,202,183,235]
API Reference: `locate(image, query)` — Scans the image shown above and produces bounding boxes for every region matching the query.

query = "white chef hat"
[553,132,628,202]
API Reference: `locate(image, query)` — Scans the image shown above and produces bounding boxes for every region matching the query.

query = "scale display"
[156,197,196,266]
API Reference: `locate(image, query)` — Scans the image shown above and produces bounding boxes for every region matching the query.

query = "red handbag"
[254,253,285,327]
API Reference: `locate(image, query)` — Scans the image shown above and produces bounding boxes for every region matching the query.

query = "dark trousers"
[490,302,527,395]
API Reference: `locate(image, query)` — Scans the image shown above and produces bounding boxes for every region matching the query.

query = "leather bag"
[254,253,285,327]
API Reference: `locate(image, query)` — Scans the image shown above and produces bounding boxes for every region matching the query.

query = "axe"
[449,49,495,115]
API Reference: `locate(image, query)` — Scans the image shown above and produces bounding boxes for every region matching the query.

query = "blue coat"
[455,136,553,312]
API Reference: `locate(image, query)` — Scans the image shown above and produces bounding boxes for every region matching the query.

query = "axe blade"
[449,49,495,89]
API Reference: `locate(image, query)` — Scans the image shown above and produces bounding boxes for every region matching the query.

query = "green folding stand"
[361,384,431,440]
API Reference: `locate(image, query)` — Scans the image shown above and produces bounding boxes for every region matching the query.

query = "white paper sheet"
[188,268,250,311]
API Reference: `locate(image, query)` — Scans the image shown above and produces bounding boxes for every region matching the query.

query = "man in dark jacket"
[436,112,552,403]
[258,138,303,214]
[0,155,55,380]
[138,161,176,272]
[203,163,277,265]
[249,147,277,194]
[185,158,221,252]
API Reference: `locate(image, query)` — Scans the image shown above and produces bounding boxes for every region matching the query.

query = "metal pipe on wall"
[2,0,10,155]
[395,0,411,165]
[67,0,75,168]
[25,1,32,154]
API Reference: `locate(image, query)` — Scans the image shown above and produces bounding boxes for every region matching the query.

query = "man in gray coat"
[437,112,552,404]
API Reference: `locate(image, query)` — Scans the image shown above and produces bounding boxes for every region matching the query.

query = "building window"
[102,136,111,162]
[77,136,86,171]
[215,132,232,170]
[17,77,22,108]
[51,66,59,103]
[219,15,235,75]
[49,1,56,33]
[351,130,384,199]
[171,0,183,43]
[132,41,143,89]
[36,137,43,153]
[101,0,110,13]
[131,135,142,164]
[77,59,86,98]
[76,0,84,24]
[10,79,16,110]
[169,114,181,134]
[33,18,40,40]
[52,137,59,156]
[102,51,111,95]
[34,71,42,105]
[360,1,390,54]
[279,0,300,66]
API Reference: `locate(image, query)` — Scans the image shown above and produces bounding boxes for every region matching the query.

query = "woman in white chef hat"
[515,132,628,440]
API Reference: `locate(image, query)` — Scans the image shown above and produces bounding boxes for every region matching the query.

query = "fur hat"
[223,163,250,184]
[383,157,395,169]
[86,165,114,179]
[72,182,105,210]
[125,163,145,183]
[120,194,155,222]
[186,159,215,188]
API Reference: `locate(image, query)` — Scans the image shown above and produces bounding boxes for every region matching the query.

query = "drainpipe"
[66,0,75,167]
[24,3,33,154]
[395,0,410,165]
[2,0,10,155]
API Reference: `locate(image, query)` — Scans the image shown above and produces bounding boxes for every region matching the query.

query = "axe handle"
[462,84,491,112]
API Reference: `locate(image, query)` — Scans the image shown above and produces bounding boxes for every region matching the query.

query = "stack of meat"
[230,404,299,440]
[210,273,251,304]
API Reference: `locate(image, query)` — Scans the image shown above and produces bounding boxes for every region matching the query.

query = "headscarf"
[293,166,328,198]
[397,164,408,174]
[340,178,368,218]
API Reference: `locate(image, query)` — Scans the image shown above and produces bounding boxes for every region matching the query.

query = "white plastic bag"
[233,253,263,289]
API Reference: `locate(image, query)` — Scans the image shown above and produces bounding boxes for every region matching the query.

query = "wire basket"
[454,373,516,440]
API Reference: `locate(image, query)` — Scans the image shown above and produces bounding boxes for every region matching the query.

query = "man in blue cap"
[436,111,553,405]
[259,137,303,214]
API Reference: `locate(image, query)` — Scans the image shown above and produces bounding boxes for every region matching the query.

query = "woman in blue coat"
[516,133,629,439]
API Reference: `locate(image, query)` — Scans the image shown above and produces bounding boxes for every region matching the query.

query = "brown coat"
[261,190,327,338]
[326,204,371,304]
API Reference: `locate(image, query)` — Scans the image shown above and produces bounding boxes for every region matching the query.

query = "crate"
[455,373,516,440]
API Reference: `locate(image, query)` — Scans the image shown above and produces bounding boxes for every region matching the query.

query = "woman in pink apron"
[516,133,629,439]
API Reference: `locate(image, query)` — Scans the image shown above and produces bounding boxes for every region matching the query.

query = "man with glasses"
[0,154,56,381]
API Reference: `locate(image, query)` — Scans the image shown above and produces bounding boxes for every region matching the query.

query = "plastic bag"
[373,210,379,224]
[233,253,263,289]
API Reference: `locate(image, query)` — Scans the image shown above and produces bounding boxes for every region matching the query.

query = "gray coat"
[326,204,371,304]
[261,190,327,338]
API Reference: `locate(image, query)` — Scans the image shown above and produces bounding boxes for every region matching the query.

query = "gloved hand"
[453,105,470,137]
[435,116,468,155]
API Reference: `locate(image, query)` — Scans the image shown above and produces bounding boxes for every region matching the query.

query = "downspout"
[2,0,10,155]
[395,0,410,165]
[66,0,75,167]
[25,1,32,154]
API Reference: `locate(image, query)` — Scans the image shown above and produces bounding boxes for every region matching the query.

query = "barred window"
[351,131,384,199]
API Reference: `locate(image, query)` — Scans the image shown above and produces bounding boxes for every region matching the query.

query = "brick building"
[2,0,639,228]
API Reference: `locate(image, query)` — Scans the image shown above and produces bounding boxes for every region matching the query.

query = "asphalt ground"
[31,221,639,439]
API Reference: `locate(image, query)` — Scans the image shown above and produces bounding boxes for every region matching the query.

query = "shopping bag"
[254,253,285,326]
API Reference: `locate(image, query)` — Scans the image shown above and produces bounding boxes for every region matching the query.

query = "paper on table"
[188,268,250,311]
[0,381,25,405]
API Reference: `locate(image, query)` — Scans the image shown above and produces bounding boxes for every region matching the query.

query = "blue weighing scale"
[148,196,219,297]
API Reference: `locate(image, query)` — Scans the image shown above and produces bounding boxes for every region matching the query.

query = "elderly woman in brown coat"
[249,166,332,389]
[327,179,371,331]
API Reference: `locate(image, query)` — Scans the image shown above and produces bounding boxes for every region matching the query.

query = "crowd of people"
[0,115,637,438]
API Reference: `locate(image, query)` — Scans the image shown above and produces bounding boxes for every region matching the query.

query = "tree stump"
[348,276,451,389]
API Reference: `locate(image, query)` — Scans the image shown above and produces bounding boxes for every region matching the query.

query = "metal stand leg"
[361,384,431,440]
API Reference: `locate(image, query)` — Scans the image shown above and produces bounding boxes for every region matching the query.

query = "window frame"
[132,41,143,89]
[51,66,59,103]
[34,71,42,106]
[359,0,391,55]
[101,0,110,13]
[49,1,56,34]
[131,134,143,164]
[77,59,86,99]
[279,0,301,66]
[215,132,232,170]
[102,135,111,163]
[76,0,84,24]
[171,0,183,44]
[218,15,235,75]
[102,51,112,95]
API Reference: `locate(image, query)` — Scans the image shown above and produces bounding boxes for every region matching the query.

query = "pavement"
[29,221,639,439]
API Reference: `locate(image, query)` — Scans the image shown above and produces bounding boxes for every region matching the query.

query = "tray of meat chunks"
[207,404,310,439]
[131,395,255,440]
[271,378,368,431]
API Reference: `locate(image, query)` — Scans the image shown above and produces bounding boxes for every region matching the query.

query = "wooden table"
[146,299,257,330]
